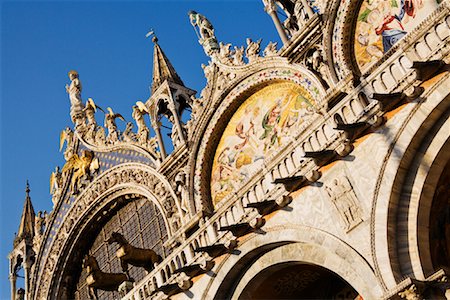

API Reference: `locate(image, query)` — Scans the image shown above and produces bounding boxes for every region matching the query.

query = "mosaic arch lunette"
[211,81,316,206]
[354,0,441,71]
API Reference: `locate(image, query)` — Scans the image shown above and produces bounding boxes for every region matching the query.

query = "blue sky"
[1,0,279,298]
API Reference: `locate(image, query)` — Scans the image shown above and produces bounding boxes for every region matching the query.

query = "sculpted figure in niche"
[65,70,85,129]
[168,115,185,148]
[325,176,362,231]
[293,0,310,27]
[306,47,331,87]
[175,169,190,214]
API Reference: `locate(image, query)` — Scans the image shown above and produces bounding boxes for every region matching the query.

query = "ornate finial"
[145,29,158,43]
[25,180,30,195]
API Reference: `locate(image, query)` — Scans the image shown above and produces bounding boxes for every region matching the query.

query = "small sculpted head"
[68,70,78,80]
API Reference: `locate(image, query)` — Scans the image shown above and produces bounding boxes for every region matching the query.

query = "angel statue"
[62,150,99,194]
[60,127,75,160]
[49,166,63,206]
[132,101,151,146]
[65,70,85,129]
[83,98,104,143]
[174,168,190,214]
[104,107,125,144]
[189,11,219,55]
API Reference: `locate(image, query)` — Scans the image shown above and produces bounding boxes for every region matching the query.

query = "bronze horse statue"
[83,254,129,300]
[107,231,162,274]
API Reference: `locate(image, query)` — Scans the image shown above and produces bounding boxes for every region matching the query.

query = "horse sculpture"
[107,231,162,274]
[82,254,129,300]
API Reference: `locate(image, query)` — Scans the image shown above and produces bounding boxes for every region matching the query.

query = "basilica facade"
[9,1,450,299]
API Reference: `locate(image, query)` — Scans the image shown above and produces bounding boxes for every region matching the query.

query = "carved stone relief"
[325,176,362,231]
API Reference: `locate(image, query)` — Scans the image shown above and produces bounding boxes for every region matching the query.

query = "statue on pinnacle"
[65,70,85,129]
[189,11,219,56]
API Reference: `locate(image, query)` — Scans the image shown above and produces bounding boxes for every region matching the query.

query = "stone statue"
[232,46,245,66]
[104,107,125,144]
[49,166,63,207]
[59,127,75,160]
[168,115,185,148]
[132,101,151,146]
[245,38,262,63]
[263,41,278,57]
[325,176,362,231]
[175,169,189,214]
[49,166,62,194]
[34,211,47,237]
[306,47,331,87]
[84,98,101,127]
[65,70,85,129]
[218,42,233,64]
[83,98,104,143]
[294,0,310,28]
[189,11,219,55]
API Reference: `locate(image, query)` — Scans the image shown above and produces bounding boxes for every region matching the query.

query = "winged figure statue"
[84,98,105,126]
[59,127,74,160]
[62,150,99,194]
[104,107,125,144]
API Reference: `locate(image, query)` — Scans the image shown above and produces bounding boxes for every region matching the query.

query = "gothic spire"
[15,181,36,246]
[150,34,185,93]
